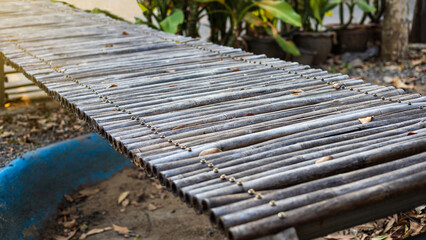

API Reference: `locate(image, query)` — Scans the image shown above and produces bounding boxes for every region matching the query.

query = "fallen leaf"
[232,69,241,72]
[63,219,76,228]
[107,84,118,88]
[410,220,422,235]
[79,228,107,239]
[169,85,178,87]
[245,113,255,116]
[105,44,114,48]
[293,89,304,93]
[152,182,163,190]
[122,199,130,207]
[171,125,186,130]
[316,155,334,164]
[324,234,355,239]
[148,203,158,211]
[407,131,417,136]
[79,188,99,196]
[385,65,402,71]
[122,31,128,35]
[410,59,423,66]
[118,191,130,204]
[392,77,414,90]
[64,194,73,202]
[199,148,222,157]
[359,116,373,124]
[112,224,131,233]
[0,131,13,138]
[163,70,176,73]
[384,217,395,233]
[371,236,387,240]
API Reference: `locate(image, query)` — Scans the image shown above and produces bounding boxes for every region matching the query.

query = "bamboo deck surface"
[0,1,425,239]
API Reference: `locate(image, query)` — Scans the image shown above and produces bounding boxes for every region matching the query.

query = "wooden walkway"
[1,0,425,239]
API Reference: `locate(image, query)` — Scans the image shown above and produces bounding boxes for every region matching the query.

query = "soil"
[39,167,225,240]
[0,100,90,167]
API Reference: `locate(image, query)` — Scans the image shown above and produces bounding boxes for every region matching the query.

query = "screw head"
[229,177,236,182]
[208,163,214,168]
[269,200,276,206]
[248,189,255,195]
[255,193,263,199]
[200,159,206,164]
[237,180,243,186]
[220,174,227,180]
[160,135,165,138]
[278,212,286,219]
[187,147,192,152]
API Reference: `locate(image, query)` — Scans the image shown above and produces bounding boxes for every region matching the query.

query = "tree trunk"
[381,0,410,60]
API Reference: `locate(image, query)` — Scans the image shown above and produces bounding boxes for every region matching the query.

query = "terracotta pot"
[335,25,369,52]
[293,32,333,66]
[242,35,287,60]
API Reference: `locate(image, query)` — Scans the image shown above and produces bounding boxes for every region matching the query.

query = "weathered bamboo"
[190,137,426,206]
[180,128,426,205]
[228,170,426,240]
[207,152,426,219]
[218,158,426,230]
[172,121,425,196]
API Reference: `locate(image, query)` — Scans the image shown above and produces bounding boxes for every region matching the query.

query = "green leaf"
[243,12,265,27]
[355,0,376,13]
[323,0,342,13]
[255,0,302,27]
[266,29,300,56]
[196,0,225,4]
[310,0,322,24]
[137,0,149,13]
[159,9,184,33]
[371,236,387,240]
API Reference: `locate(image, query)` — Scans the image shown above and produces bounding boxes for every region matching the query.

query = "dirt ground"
[40,167,225,240]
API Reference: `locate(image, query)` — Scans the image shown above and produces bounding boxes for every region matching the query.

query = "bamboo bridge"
[0,0,425,239]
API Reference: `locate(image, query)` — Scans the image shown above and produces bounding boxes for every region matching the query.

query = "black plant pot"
[242,35,287,60]
[293,32,333,66]
[335,25,369,53]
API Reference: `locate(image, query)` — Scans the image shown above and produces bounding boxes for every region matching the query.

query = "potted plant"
[199,0,302,57]
[332,0,377,52]
[363,0,385,44]
[135,0,185,34]
[293,0,341,65]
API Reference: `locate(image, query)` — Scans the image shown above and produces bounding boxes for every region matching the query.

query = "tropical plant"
[135,0,185,34]
[296,0,342,32]
[360,0,385,24]
[198,0,302,56]
[338,0,376,27]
